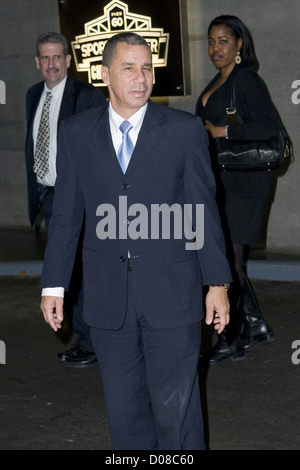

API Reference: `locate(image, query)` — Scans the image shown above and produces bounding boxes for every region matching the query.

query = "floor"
[0,227,299,450]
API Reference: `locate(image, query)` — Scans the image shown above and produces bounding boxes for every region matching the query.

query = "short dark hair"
[102,32,151,68]
[208,15,254,67]
[36,32,69,57]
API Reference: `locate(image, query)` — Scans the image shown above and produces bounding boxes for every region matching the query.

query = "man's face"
[35,42,71,89]
[101,42,153,118]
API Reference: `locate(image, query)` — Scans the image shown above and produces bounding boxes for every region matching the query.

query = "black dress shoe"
[57,344,97,368]
[208,336,245,364]
[57,345,75,362]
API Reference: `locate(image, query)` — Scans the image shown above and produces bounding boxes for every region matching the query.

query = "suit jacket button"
[122,183,131,190]
[119,256,126,262]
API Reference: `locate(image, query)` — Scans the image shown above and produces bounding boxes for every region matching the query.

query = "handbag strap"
[230,79,236,107]
[226,77,237,124]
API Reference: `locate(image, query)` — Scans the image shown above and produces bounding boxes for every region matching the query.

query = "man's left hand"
[205,286,230,334]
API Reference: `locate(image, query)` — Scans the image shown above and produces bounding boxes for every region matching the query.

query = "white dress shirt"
[42,101,148,298]
[109,101,147,154]
[33,76,67,187]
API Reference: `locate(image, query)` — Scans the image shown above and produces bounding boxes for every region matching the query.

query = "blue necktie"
[117,120,134,173]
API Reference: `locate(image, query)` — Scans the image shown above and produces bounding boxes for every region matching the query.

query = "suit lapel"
[125,101,164,176]
[88,104,124,174]
[28,83,44,125]
[83,100,165,177]
[58,76,75,123]
[26,82,44,152]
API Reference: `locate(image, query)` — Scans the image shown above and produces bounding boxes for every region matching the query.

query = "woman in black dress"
[196,15,278,364]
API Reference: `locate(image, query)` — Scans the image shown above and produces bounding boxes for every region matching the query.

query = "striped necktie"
[117,120,134,173]
[34,91,52,179]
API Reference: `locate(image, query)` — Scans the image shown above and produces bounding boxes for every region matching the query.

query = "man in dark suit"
[40,32,232,449]
[25,32,106,367]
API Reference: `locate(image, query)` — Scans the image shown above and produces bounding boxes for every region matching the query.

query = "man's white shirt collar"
[109,102,148,149]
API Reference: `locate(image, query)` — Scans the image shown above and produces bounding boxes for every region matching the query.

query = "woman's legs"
[208,243,275,364]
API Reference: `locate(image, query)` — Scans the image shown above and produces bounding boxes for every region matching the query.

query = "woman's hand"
[205,120,227,139]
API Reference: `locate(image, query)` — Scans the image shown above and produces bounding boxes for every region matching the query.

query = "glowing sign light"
[71,1,169,87]
[59,0,190,96]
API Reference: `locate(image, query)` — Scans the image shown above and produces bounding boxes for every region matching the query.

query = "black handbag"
[216,79,289,171]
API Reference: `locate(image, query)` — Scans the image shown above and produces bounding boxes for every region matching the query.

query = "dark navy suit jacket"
[40,100,232,330]
[25,75,106,226]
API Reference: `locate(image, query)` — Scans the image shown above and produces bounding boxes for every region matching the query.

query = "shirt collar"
[44,75,67,96]
[108,101,148,135]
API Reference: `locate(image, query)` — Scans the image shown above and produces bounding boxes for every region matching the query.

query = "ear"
[101,66,110,86]
[66,54,72,69]
[237,37,243,52]
[35,56,40,71]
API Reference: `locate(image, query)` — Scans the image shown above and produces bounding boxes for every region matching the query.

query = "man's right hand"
[41,296,64,332]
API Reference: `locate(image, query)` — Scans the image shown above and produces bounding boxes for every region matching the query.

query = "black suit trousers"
[90,271,205,450]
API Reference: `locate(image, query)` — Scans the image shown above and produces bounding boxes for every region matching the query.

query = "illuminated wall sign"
[59,0,190,96]
[72,1,169,87]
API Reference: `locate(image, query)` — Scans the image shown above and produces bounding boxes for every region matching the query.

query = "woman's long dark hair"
[208,15,255,68]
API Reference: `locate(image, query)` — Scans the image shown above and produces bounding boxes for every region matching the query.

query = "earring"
[235,51,241,64]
